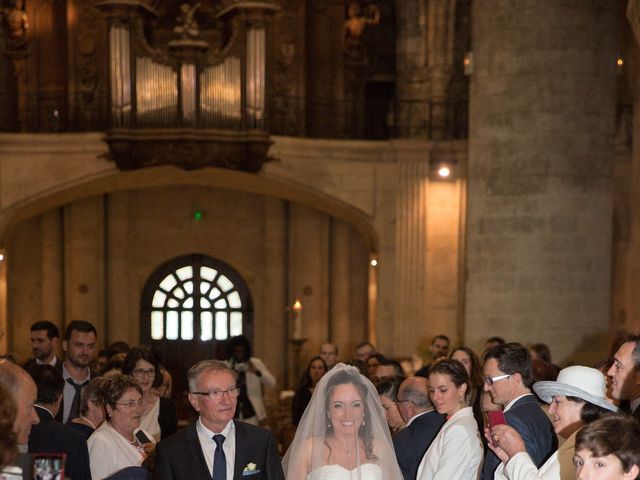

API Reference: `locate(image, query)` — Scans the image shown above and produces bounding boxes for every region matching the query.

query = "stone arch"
[0,165,379,254]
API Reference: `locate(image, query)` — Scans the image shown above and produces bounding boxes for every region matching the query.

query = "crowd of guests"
[1,321,640,480]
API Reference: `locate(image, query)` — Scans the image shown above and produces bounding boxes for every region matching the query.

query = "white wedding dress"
[307,464,383,480]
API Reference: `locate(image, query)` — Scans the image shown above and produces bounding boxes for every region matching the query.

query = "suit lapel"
[233,421,246,480]
[35,405,54,422]
[185,424,213,479]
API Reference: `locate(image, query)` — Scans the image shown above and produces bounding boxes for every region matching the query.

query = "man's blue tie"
[212,434,227,480]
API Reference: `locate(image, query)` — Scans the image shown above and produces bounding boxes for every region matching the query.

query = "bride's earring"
[327,415,332,428]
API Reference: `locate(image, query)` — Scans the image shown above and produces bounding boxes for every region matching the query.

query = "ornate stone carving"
[271,0,304,135]
[72,0,108,130]
[104,129,272,172]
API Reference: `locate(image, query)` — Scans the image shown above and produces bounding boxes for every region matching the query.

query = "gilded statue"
[344,1,379,56]
[174,2,201,39]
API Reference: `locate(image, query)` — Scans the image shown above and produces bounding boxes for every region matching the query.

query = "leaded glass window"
[142,255,251,342]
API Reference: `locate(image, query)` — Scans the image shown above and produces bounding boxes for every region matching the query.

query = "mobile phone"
[32,452,66,480]
[135,430,152,445]
[487,410,506,429]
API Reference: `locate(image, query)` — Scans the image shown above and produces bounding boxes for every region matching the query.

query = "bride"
[282,363,402,479]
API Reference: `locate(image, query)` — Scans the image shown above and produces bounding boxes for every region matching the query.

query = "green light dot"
[193,210,203,221]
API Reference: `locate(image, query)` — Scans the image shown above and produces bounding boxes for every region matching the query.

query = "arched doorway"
[140,254,253,412]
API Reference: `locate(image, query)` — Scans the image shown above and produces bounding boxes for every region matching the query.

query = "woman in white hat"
[486,365,619,480]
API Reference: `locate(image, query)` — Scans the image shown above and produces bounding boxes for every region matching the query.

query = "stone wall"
[467,0,618,363]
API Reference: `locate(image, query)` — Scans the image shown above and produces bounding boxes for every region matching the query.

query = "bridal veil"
[282,363,402,479]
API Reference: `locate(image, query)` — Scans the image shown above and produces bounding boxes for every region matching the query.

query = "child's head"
[574,414,640,480]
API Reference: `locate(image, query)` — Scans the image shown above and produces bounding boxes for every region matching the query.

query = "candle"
[292,299,303,340]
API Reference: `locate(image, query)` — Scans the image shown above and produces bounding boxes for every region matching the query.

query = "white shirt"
[196,418,236,479]
[61,362,91,423]
[36,355,58,366]
[88,421,154,480]
[139,396,161,442]
[504,393,534,412]
[405,408,434,427]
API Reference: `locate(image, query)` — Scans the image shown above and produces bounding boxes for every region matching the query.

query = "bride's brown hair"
[324,370,377,461]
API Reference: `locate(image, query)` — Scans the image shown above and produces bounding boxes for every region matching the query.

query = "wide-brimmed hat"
[533,365,618,412]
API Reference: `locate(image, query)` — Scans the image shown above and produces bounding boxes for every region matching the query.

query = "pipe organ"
[97,1,278,172]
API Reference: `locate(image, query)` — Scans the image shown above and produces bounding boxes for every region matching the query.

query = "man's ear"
[62,340,68,353]
[622,464,639,480]
[511,372,523,386]
[188,393,200,412]
[52,392,63,417]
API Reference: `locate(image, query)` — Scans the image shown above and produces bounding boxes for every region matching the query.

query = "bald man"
[393,376,445,480]
[0,359,40,478]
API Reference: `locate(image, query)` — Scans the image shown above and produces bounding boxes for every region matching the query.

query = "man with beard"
[58,320,97,423]
[22,321,61,373]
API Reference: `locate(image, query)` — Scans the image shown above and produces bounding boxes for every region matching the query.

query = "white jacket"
[231,357,275,421]
[417,407,483,480]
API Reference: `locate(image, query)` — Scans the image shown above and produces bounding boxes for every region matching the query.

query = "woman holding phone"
[488,366,618,480]
[88,374,156,480]
[416,359,483,480]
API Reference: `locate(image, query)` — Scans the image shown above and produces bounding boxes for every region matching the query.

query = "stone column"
[617,1,640,334]
[41,209,64,329]
[330,219,352,357]
[425,0,457,139]
[261,197,287,390]
[395,0,429,137]
[105,192,131,344]
[64,196,106,337]
[288,204,330,364]
[467,1,617,362]
[395,153,429,350]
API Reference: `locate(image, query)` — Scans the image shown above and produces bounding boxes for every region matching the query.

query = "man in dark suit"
[607,334,640,420]
[482,343,556,480]
[59,320,98,423]
[155,360,284,480]
[26,364,91,480]
[22,321,62,374]
[393,377,445,480]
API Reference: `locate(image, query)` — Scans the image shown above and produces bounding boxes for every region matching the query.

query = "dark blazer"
[158,397,178,439]
[28,405,92,480]
[632,401,640,421]
[393,409,446,480]
[291,385,312,426]
[154,420,284,480]
[481,395,557,480]
[22,358,63,375]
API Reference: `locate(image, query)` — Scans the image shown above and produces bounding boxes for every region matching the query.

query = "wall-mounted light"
[370,258,378,267]
[463,52,474,76]
[617,55,624,75]
[429,142,458,181]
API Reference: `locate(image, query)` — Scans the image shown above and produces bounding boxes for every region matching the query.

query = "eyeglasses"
[116,399,145,408]
[132,368,155,377]
[394,398,411,405]
[191,386,240,399]
[483,374,511,386]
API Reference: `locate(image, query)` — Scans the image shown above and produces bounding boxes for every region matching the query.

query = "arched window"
[140,255,252,362]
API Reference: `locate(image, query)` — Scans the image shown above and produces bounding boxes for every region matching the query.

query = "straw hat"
[533,365,618,412]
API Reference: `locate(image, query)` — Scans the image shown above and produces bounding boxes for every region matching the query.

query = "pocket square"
[242,470,260,476]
